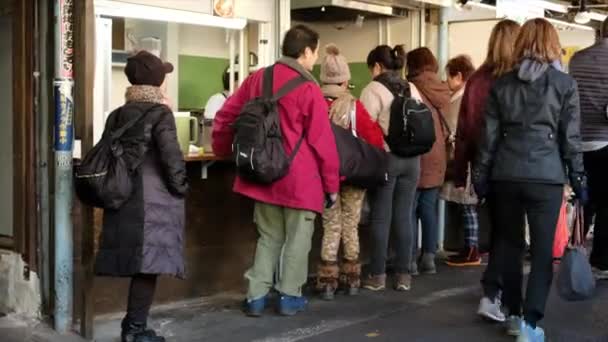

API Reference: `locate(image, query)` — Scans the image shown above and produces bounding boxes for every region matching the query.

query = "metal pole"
[53,0,74,333]
[228,30,236,93]
[438,7,449,79]
[437,7,449,254]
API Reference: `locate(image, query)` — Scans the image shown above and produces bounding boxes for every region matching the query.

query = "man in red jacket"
[212,25,340,317]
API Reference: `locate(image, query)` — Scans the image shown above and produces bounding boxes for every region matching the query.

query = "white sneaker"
[592,267,608,280]
[477,296,506,322]
[506,316,523,336]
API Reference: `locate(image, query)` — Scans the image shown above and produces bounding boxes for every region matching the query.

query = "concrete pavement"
[93,263,608,342]
[3,262,608,341]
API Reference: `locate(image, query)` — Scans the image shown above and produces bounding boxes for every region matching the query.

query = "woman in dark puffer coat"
[94,51,187,342]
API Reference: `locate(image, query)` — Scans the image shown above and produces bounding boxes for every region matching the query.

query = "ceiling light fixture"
[454,0,469,11]
[574,0,591,24]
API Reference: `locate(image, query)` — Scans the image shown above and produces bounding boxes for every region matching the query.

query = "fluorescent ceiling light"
[94,0,247,30]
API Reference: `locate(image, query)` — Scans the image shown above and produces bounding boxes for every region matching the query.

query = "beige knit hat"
[320,44,351,85]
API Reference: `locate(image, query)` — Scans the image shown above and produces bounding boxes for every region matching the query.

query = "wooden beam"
[12,0,37,273]
[73,0,96,338]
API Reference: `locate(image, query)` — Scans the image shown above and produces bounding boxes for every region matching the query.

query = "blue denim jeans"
[368,154,420,275]
[412,187,440,256]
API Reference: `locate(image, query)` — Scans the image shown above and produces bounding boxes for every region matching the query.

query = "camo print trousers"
[321,186,366,262]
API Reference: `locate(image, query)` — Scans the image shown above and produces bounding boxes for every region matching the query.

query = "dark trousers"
[369,155,420,275]
[412,187,440,256]
[125,274,158,324]
[585,146,608,270]
[490,182,562,325]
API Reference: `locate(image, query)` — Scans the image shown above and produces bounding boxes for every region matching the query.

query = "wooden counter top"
[184,152,228,162]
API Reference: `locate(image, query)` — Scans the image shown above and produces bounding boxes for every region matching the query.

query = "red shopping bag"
[553,200,569,259]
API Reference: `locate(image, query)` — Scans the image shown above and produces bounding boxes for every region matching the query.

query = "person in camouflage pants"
[317,186,366,298]
[315,44,385,300]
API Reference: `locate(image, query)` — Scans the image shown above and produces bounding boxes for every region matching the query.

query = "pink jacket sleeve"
[302,84,340,194]
[211,75,255,157]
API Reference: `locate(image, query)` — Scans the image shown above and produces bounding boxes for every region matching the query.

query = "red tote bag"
[553,199,569,260]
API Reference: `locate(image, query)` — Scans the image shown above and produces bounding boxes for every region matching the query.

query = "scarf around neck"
[125,85,166,104]
[321,84,356,129]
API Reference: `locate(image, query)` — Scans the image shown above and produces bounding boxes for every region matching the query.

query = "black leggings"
[125,274,158,323]
[490,182,562,327]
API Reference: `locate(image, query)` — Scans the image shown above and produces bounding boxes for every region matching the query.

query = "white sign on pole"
[496,0,545,23]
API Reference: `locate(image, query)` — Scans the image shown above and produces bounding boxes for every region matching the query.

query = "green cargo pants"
[245,202,316,300]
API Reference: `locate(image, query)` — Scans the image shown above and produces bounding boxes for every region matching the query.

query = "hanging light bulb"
[574,0,592,24]
[454,0,469,11]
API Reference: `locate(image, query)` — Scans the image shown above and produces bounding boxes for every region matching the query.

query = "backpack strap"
[262,66,274,99]
[262,65,308,102]
[108,104,162,141]
[261,65,310,162]
[272,75,308,102]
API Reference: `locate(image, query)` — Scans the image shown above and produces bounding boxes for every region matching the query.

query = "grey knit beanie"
[320,44,351,84]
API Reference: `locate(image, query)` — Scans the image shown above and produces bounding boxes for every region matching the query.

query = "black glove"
[325,193,337,209]
[570,173,589,205]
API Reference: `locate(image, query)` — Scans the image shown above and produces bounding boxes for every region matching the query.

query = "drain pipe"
[53,0,74,333]
[437,6,449,254]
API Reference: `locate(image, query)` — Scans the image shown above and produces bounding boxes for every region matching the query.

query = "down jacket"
[95,86,188,279]
[474,64,585,187]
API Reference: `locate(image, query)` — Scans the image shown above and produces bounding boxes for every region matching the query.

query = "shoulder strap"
[262,65,308,102]
[350,101,357,137]
[262,66,274,99]
[572,202,585,247]
[436,108,452,136]
[272,75,308,102]
[109,105,161,141]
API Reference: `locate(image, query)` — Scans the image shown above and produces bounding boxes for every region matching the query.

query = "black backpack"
[377,80,435,157]
[74,106,154,209]
[232,65,308,184]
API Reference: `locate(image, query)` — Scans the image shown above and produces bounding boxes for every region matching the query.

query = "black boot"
[121,320,166,342]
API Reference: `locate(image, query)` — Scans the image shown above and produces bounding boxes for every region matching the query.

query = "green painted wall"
[312,62,371,98]
[178,55,228,110]
[178,57,372,110]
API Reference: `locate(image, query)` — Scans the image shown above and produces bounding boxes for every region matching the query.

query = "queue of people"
[87,15,608,342]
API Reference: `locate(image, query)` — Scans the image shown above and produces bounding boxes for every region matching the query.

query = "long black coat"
[94,102,187,279]
[474,66,584,186]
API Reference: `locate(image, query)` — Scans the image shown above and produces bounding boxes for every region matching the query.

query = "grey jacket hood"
[518,58,563,82]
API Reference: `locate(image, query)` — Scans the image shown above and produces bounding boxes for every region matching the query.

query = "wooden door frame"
[11,0,38,274]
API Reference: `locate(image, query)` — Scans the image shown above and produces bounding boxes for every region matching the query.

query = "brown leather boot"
[340,259,361,296]
[316,260,339,301]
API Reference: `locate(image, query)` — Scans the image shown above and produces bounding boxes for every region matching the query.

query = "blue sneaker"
[243,296,266,317]
[516,321,545,342]
[278,294,308,316]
